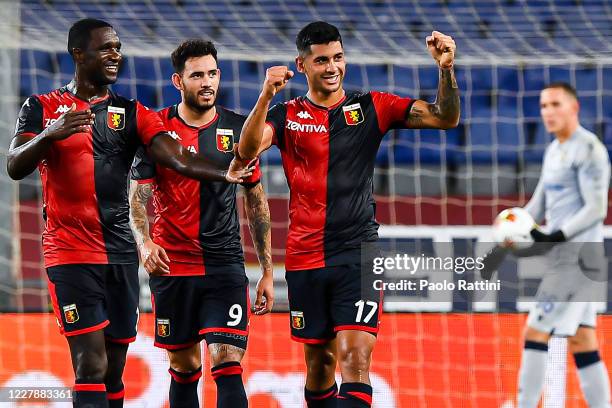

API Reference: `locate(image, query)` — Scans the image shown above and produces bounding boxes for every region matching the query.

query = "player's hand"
[480,245,510,280]
[426,31,456,69]
[43,103,95,141]
[140,239,170,275]
[261,66,294,100]
[226,145,257,183]
[254,272,274,315]
[530,228,566,243]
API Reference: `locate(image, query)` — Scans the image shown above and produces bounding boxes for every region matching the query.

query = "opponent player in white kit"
[483,82,611,407]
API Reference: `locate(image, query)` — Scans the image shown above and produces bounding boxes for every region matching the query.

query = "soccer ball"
[492,207,535,248]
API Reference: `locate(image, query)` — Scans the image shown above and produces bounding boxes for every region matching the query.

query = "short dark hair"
[296,21,343,55]
[171,39,218,74]
[68,18,113,56]
[543,82,578,99]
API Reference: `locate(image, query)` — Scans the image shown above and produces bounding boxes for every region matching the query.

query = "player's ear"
[295,56,305,74]
[171,73,183,91]
[572,95,580,114]
[72,48,85,65]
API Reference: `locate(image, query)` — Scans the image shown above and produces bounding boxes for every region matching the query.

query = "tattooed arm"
[406,31,460,129]
[243,183,274,314]
[129,180,170,275]
[406,68,460,129]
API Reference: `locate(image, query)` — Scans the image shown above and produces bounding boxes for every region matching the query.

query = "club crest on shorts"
[62,304,79,324]
[291,311,305,330]
[342,103,364,126]
[157,318,170,337]
[107,106,125,130]
[216,129,234,153]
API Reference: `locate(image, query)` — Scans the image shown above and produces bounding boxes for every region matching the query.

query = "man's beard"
[90,70,116,87]
[184,90,216,113]
[89,62,120,86]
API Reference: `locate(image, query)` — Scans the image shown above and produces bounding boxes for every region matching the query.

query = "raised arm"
[8,101,95,180]
[128,179,170,275]
[243,183,274,314]
[239,66,293,160]
[406,31,460,130]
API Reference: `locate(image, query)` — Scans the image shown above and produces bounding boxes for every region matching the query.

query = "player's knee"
[168,347,201,372]
[569,334,584,347]
[75,353,108,383]
[305,348,337,377]
[568,328,598,352]
[209,343,245,367]
[524,326,550,344]
[337,345,371,374]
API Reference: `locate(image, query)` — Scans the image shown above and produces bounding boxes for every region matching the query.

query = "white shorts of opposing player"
[526,242,606,336]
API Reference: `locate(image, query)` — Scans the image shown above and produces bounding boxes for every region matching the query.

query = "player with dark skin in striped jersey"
[7,19,252,408]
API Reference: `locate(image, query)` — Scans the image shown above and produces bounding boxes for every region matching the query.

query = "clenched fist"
[426,31,456,69]
[261,66,294,100]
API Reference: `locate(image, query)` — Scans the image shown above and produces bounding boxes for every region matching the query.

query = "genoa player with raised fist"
[238,21,459,408]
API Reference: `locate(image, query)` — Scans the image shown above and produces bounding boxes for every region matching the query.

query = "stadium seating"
[16,0,612,196]
[19,0,612,58]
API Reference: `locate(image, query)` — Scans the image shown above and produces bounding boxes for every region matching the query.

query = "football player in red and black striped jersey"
[129,39,272,408]
[7,19,253,408]
[238,21,459,407]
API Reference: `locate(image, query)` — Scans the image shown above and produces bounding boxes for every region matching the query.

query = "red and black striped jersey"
[266,91,414,271]
[130,105,261,276]
[13,84,166,268]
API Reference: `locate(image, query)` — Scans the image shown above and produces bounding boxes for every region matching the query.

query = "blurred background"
[0,0,611,406]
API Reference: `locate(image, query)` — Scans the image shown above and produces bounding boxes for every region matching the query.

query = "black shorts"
[46,263,139,343]
[285,262,382,344]
[149,272,250,350]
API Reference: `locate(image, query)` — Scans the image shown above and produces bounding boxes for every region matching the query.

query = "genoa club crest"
[216,129,234,153]
[342,103,364,126]
[107,106,125,130]
[157,318,170,337]
[62,304,79,324]
[291,311,305,330]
